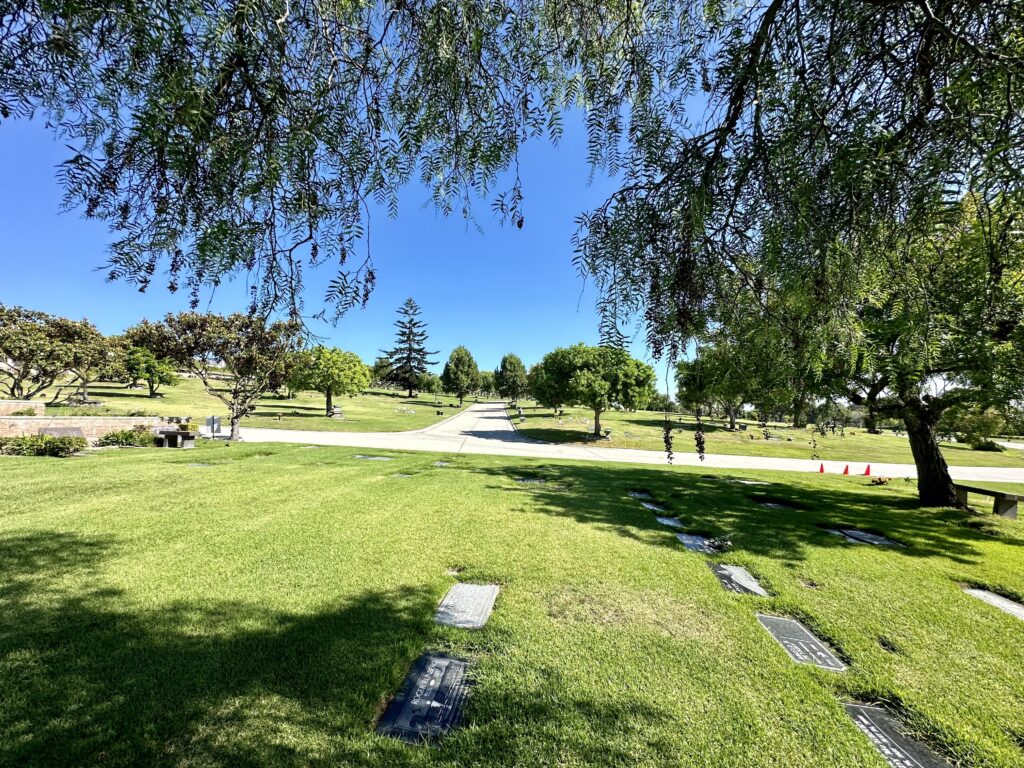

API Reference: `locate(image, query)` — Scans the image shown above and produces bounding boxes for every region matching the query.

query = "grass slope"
[511,404,1024,468]
[2,445,1022,766]
[38,378,459,432]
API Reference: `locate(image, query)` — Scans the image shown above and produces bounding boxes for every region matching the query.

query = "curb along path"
[228,402,1024,483]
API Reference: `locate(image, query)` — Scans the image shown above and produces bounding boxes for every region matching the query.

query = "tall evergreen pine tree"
[382,298,437,397]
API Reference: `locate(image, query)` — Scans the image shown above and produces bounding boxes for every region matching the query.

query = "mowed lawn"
[2,445,1023,767]
[39,378,459,432]
[511,404,1024,468]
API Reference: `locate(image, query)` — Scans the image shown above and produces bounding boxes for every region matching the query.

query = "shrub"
[970,439,1006,452]
[0,435,87,457]
[9,408,38,416]
[96,426,155,447]
[125,409,157,417]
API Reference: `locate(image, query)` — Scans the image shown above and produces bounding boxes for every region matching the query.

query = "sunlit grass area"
[2,444,1022,766]
[34,378,459,432]
[510,404,1024,467]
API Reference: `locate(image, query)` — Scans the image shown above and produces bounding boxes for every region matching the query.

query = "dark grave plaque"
[676,533,719,555]
[825,528,864,544]
[760,501,793,510]
[515,477,545,484]
[964,588,1024,621]
[354,454,392,461]
[640,501,667,512]
[377,653,470,744]
[628,490,654,500]
[655,516,685,529]
[38,427,85,438]
[708,563,768,597]
[756,614,846,671]
[435,583,500,629]
[844,703,948,767]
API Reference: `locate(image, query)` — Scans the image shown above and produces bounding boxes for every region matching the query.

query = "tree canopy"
[441,346,479,406]
[382,298,436,397]
[289,346,370,416]
[495,354,529,403]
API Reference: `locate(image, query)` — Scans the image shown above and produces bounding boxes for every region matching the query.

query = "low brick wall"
[0,400,44,416]
[0,416,167,443]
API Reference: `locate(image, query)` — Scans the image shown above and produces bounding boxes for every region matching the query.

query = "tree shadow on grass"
[469,463,1002,566]
[0,530,439,768]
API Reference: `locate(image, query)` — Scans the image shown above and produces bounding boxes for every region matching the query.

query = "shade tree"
[288,346,370,416]
[157,313,301,440]
[120,345,180,397]
[441,346,480,407]
[536,345,656,436]
[0,306,88,400]
[495,354,529,404]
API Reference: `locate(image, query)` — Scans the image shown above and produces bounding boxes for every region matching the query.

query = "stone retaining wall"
[0,416,167,443]
[0,400,44,416]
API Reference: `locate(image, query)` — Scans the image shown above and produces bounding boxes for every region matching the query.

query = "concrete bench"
[152,429,196,449]
[954,484,1020,520]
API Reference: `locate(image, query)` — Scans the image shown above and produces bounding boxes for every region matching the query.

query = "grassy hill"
[2,445,1022,766]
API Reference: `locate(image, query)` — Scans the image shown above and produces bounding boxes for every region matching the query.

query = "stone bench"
[152,429,196,449]
[954,484,1020,520]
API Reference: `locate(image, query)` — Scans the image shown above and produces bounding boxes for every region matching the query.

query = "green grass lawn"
[2,445,1022,766]
[511,404,1024,467]
[36,378,461,432]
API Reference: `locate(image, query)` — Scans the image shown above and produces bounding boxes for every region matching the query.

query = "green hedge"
[0,435,87,457]
[96,426,156,447]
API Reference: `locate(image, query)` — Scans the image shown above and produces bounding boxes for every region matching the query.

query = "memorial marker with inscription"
[964,588,1024,621]
[826,528,902,547]
[756,614,846,671]
[377,653,470,744]
[844,703,948,767]
[709,564,769,597]
[676,533,720,555]
[628,490,654,500]
[435,583,500,629]
[655,516,685,529]
[640,501,667,512]
[354,454,393,461]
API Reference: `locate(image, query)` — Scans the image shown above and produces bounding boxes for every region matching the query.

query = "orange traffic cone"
[864,464,871,476]
[842,465,849,475]
[819,463,825,473]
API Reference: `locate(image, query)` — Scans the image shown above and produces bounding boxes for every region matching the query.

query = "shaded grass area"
[36,379,458,432]
[2,445,1023,766]
[512,404,1024,468]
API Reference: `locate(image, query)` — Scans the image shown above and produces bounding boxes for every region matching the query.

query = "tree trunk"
[727,405,737,431]
[904,404,957,506]
[148,376,158,397]
[791,393,807,428]
[863,410,878,434]
[459,394,464,407]
[229,415,241,441]
[408,386,414,398]
[593,409,602,437]
[325,388,333,417]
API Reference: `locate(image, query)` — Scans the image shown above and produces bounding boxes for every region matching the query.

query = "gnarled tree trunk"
[903,403,957,506]
[593,409,603,437]
[325,387,333,417]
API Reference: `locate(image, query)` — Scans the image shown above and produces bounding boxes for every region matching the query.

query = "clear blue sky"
[0,114,676,385]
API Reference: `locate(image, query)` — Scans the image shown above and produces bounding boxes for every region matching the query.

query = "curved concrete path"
[232,402,1024,483]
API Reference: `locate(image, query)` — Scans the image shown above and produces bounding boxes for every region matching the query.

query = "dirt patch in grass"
[546,586,717,641]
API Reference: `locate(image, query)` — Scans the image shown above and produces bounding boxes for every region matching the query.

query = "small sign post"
[205,416,221,435]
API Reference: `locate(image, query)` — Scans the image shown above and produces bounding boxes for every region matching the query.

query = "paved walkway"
[229,402,1024,483]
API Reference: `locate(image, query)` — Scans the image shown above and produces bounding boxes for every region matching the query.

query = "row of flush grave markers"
[373,469,1023,766]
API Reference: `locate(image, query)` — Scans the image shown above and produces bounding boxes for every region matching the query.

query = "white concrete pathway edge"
[219,402,1024,483]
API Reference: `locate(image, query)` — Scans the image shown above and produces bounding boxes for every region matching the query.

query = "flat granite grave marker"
[354,454,392,461]
[760,501,793,510]
[964,588,1024,621]
[433,461,451,467]
[844,703,948,768]
[515,477,546,484]
[655,516,685,529]
[676,533,719,555]
[708,564,769,597]
[826,528,902,547]
[628,490,654,500]
[640,501,667,512]
[735,479,769,486]
[756,614,846,671]
[377,653,470,744]
[435,583,500,629]
[38,426,85,438]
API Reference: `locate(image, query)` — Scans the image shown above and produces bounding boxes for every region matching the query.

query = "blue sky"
[0,113,676,385]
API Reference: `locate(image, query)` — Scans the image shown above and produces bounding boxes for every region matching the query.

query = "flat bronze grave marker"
[640,501,667,512]
[964,588,1024,621]
[676,533,719,555]
[756,614,846,671]
[844,703,947,767]
[655,516,685,529]
[354,454,392,461]
[826,528,902,547]
[435,583,500,629]
[709,564,769,597]
[377,653,470,744]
